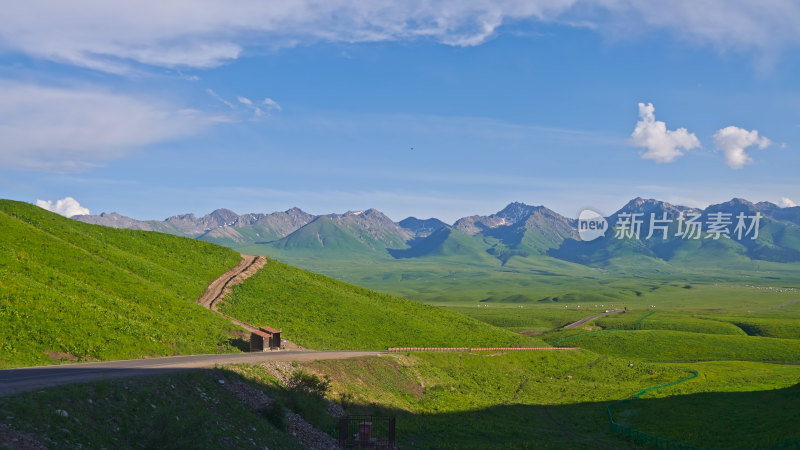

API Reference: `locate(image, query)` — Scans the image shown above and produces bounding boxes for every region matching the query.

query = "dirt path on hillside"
[197,254,266,333]
[198,254,266,313]
[197,255,303,349]
[747,298,800,313]
[563,309,625,329]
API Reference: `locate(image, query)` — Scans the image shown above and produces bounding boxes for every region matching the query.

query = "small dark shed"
[250,326,282,352]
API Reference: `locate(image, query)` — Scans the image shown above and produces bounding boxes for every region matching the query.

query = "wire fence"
[386,347,580,352]
[337,415,395,449]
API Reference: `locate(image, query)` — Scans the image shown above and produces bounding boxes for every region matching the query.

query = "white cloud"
[206,89,235,108]
[780,197,797,207]
[713,126,772,170]
[237,96,264,117]
[36,197,90,217]
[629,102,701,163]
[0,1,571,73]
[207,91,280,118]
[0,80,226,171]
[1,1,798,73]
[263,98,282,111]
[595,1,800,67]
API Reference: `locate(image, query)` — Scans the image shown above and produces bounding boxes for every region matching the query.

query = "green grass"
[595,311,748,335]
[0,199,244,368]
[606,360,800,448]
[0,370,300,448]
[712,316,800,339]
[235,352,800,448]
[446,305,599,333]
[221,260,544,350]
[240,350,689,448]
[4,352,799,449]
[546,329,800,362]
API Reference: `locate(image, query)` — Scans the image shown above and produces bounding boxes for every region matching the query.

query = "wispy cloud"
[0,80,227,171]
[594,0,800,69]
[263,98,282,111]
[208,91,282,119]
[713,125,772,169]
[206,88,235,108]
[780,197,797,207]
[629,102,701,163]
[237,96,264,117]
[1,1,797,74]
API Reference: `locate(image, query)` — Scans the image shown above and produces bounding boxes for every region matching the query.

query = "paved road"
[563,309,625,329]
[0,351,383,397]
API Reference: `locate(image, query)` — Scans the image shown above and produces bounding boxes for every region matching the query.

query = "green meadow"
[226,350,800,448]
[0,200,243,368]
[3,200,800,448]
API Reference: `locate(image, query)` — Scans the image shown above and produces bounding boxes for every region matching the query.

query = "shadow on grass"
[227,337,251,352]
[610,383,800,448]
[1,366,798,449]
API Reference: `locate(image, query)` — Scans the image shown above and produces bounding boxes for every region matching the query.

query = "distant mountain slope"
[72,212,160,231]
[75,207,315,240]
[197,207,315,246]
[71,197,800,269]
[480,204,577,259]
[398,217,448,238]
[272,216,376,254]
[327,209,413,249]
[453,202,539,234]
[0,200,243,369]
[552,197,800,266]
[389,227,497,263]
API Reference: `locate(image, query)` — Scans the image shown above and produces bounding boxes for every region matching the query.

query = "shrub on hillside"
[287,370,331,397]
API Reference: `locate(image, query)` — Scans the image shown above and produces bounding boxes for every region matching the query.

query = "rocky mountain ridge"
[72,197,800,265]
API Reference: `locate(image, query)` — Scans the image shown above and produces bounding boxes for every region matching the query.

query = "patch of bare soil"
[44,351,78,361]
[518,330,542,336]
[747,298,800,312]
[258,361,296,386]
[0,424,48,449]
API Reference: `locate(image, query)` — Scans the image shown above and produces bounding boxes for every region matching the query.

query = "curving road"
[0,351,383,397]
[563,309,625,329]
[2,254,371,398]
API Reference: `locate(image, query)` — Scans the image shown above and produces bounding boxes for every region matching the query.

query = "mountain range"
[73,197,800,267]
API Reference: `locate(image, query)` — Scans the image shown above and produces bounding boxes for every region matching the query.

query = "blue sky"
[1,1,799,223]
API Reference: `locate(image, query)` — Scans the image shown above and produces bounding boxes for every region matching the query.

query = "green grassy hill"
[226,351,800,448]
[0,200,243,368]
[0,369,301,448]
[220,260,544,349]
[271,216,375,254]
[388,227,497,263]
[547,329,800,362]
